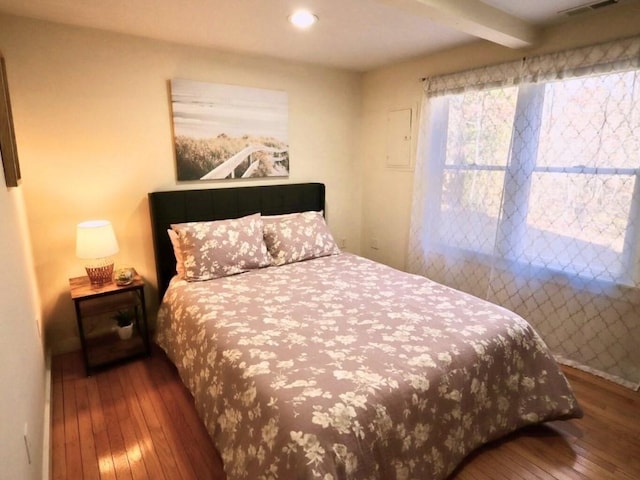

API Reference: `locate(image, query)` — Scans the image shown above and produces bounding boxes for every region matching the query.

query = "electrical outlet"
[370,238,380,250]
[337,238,347,249]
[23,423,32,465]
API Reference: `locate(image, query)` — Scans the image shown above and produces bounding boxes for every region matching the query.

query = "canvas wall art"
[170,79,289,181]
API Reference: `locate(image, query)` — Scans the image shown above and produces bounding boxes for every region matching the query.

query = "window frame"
[430,76,640,286]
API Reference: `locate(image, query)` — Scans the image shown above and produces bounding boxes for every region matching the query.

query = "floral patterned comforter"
[156,253,582,480]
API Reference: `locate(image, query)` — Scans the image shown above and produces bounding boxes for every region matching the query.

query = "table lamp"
[76,220,119,287]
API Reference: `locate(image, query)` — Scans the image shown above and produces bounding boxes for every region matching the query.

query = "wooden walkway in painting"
[200,145,287,180]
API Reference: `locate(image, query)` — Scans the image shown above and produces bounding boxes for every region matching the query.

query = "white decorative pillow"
[171,213,271,281]
[263,211,341,266]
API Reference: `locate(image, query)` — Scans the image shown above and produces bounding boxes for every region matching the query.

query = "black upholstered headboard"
[148,182,325,299]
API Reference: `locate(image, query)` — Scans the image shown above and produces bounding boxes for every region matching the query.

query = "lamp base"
[85,263,114,288]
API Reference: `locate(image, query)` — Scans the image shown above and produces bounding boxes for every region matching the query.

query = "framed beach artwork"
[170,79,289,181]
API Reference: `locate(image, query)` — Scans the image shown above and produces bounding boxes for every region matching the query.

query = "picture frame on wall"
[0,53,21,187]
[170,79,289,182]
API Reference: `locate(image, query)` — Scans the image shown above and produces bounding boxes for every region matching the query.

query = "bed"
[148,182,582,480]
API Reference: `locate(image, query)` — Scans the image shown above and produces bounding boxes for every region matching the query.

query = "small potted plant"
[113,309,135,340]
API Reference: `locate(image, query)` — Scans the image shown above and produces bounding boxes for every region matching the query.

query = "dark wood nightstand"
[70,273,150,375]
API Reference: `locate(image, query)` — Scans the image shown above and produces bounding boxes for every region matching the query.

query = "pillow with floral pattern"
[263,211,340,266]
[171,213,270,281]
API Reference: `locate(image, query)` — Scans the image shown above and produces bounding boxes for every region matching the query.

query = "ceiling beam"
[380,0,539,48]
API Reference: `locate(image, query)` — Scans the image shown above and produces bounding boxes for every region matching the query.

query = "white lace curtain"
[409,36,640,389]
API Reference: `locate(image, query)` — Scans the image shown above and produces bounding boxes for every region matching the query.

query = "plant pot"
[117,323,133,340]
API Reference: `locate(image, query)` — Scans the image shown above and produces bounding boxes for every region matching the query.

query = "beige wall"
[359,2,640,270]
[0,181,46,477]
[0,14,363,353]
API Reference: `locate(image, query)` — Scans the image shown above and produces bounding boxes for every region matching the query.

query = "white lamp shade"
[76,220,119,259]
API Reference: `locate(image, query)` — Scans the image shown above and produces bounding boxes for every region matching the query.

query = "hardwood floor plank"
[146,353,221,477]
[74,380,101,479]
[126,359,186,479]
[483,446,542,480]
[471,452,514,480]
[117,366,167,480]
[106,369,149,480]
[519,429,582,467]
[62,376,82,479]
[505,440,588,480]
[497,443,550,480]
[86,377,117,480]
[129,360,200,479]
[51,351,639,480]
[97,370,134,480]
[51,375,66,480]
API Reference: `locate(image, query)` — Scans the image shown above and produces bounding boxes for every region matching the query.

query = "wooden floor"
[52,347,640,480]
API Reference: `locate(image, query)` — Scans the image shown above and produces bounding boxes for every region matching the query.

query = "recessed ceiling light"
[289,10,318,29]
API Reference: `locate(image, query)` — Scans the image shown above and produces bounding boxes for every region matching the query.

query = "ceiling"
[0,0,635,72]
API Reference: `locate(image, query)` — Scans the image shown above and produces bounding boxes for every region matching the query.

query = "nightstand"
[70,273,150,375]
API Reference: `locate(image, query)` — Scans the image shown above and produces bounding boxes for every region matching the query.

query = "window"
[430,68,640,285]
[409,37,640,388]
